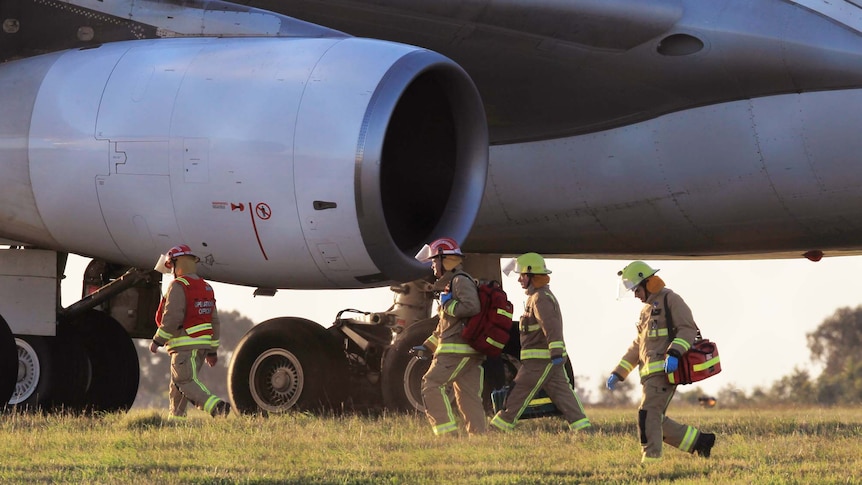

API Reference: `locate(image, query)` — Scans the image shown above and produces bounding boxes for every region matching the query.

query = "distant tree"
[768,367,816,404]
[714,384,757,408]
[134,309,255,409]
[807,306,862,374]
[807,305,862,405]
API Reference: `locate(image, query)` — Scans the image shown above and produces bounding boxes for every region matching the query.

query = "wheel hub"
[250,348,303,412]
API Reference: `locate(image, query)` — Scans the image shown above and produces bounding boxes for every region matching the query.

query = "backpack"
[460,280,515,357]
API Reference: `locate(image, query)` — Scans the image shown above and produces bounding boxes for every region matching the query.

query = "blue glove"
[607,374,620,391]
[664,355,679,374]
[551,356,564,366]
[410,345,429,360]
[440,292,453,305]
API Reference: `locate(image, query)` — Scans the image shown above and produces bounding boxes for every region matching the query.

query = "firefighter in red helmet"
[413,237,485,436]
[150,244,230,418]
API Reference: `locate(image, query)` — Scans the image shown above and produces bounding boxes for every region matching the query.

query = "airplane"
[2,0,862,414]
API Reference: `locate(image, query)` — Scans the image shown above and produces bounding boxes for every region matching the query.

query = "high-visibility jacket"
[518,284,567,361]
[613,288,699,382]
[153,274,220,353]
[423,268,481,355]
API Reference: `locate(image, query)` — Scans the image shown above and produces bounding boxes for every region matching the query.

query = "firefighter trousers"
[639,377,701,458]
[169,348,223,417]
[491,358,591,431]
[421,353,487,436]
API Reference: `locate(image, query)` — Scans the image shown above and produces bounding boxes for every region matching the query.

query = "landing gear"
[228,318,348,414]
[0,315,15,406]
[380,317,437,412]
[8,311,138,413]
[61,310,139,412]
[10,336,57,409]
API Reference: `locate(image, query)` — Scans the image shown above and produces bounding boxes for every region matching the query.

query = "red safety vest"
[155,276,215,338]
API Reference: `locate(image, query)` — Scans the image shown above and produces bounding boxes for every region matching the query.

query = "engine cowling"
[0,37,488,288]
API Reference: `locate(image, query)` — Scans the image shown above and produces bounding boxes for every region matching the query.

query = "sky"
[61,254,862,400]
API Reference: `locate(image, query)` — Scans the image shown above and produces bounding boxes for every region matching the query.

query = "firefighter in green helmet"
[607,261,716,463]
[490,253,592,432]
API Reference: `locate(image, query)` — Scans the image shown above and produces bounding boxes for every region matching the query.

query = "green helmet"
[618,261,658,291]
[514,252,551,275]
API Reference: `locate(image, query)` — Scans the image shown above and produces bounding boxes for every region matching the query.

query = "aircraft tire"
[380,317,437,412]
[0,315,18,408]
[63,310,139,412]
[9,335,56,410]
[228,317,348,415]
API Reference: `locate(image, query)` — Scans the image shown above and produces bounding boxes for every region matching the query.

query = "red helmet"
[414,237,463,263]
[155,244,199,273]
[167,244,197,261]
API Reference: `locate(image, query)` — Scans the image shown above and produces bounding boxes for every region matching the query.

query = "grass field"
[1,406,861,484]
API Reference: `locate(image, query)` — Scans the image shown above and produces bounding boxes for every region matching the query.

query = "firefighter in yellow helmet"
[413,237,486,436]
[490,253,592,432]
[150,244,230,418]
[607,261,715,463]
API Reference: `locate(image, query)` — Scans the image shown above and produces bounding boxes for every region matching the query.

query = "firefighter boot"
[693,432,716,457]
[211,400,231,417]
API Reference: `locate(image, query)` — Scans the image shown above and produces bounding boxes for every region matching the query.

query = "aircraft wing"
[2,0,862,289]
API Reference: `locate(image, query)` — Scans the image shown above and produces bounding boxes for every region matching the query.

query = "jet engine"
[0,36,488,288]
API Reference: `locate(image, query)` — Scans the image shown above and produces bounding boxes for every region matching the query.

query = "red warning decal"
[248,201,271,260]
[255,203,272,220]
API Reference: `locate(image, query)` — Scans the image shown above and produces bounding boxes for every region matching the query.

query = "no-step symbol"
[256,203,272,220]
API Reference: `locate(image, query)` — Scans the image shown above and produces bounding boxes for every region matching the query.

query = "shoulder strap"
[664,292,702,343]
[664,293,676,343]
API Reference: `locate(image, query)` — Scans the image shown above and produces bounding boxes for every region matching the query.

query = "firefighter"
[413,237,486,436]
[490,253,592,432]
[606,261,716,463]
[149,244,231,418]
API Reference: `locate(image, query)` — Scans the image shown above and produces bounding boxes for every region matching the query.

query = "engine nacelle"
[0,37,488,288]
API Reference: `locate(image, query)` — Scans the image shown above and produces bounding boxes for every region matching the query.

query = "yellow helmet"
[618,261,658,291]
[513,252,551,275]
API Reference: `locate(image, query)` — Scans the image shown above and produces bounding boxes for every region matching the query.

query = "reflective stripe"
[639,360,665,377]
[530,397,552,406]
[203,395,221,414]
[443,299,458,316]
[619,360,634,373]
[520,348,551,360]
[210,339,220,349]
[648,328,669,338]
[693,355,720,372]
[186,323,213,337]
[485,337,506,349]
[437,343,479,354]
[520,323,541,333]
[680,426,698,452]
[427,335,439,347]
[548,341,566,350]
[672,338,691,352]
[490,413,515,431]
[166,335,213,350]
[497,308,513,319]
[156,328,173,340]
[433,421,458,435]
[569,418,592,431]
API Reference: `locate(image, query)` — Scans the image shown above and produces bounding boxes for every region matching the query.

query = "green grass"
[1,406,861,484]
